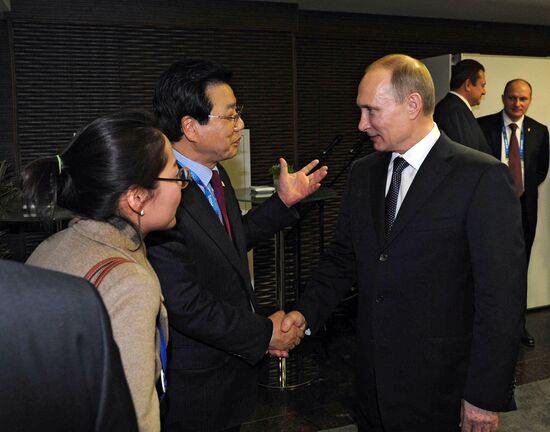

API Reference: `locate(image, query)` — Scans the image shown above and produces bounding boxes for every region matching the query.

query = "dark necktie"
[508,123,524,197]
[210,170,233,240]
[385,157,409,238]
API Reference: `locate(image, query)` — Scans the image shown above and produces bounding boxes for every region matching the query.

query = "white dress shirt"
[385,124,441,217]
[450,91,472,111]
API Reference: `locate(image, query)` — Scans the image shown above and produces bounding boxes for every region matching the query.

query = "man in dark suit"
[478,79,549,348]
[147,59,327,431]
[0,260,137,432]
[283,54,525,431]
[434,59,491,153]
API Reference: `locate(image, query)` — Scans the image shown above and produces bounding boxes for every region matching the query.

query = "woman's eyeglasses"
[156,167,192,190]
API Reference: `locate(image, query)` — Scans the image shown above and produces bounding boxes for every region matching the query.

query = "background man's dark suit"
[478,112,549,259]
[147,164,298,431]
[434,93,491,153]
[0,260,137,432]
[296,134,525,430]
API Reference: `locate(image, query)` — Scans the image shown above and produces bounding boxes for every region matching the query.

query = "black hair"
[22,109,167,223]
[153,59,232,142]
[450,59,485,90]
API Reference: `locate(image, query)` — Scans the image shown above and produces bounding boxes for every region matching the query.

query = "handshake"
[267,310,307,358]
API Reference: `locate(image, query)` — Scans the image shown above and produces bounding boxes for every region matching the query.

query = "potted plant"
[269,162,294,189]
[0,160,21,259]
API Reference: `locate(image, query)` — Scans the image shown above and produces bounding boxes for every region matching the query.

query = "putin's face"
[356,68,413,154]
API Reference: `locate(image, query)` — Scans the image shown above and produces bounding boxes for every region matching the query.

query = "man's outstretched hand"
[277,158,328,207]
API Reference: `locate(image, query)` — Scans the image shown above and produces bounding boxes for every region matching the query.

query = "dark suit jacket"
[146,164,299,431]
[296,134,525,430]
[478,111,549,258]
[434,92,491,154]
[0,260,137,432]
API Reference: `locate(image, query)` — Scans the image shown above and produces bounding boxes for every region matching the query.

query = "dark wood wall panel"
[298,11,550,56]
[5,3,295,278]
[12,20,294,180]
[10,0,298,33]
[296,35,374,278]
[0,19,15,169]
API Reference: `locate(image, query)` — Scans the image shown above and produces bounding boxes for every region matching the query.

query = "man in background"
[434,59,491,153]
[478,78,549,348]
[283,54,525,431]
[147,59,327,431]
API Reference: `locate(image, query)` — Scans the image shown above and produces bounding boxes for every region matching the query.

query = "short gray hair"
[366,54,435,115]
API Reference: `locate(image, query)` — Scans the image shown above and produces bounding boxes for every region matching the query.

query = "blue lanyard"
[502,123,524,160]
[189,170,224,224]
[157,320,168,400]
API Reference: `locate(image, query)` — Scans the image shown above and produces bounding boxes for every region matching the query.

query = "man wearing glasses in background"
[147,59,327,432]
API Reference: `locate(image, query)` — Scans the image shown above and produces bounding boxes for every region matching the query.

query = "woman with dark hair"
[24,110,189,432]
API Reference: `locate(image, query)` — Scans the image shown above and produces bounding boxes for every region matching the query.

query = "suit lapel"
[217,167,251,272]
[385,137,453,245]
[370,152,391,248]
[524,116,535,146]
[488,114,503,158]
[523,116,535,190]
[182,183,250,285]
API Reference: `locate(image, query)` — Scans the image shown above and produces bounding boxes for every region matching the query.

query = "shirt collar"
[390,123,441,171]
[502,111,525,130]
[172,148,214,186]
[449,91,472,112]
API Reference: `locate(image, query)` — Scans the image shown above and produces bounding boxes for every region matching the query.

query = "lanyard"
[157,320,168,400]
[188,169,224,224]
[502,123,524,160]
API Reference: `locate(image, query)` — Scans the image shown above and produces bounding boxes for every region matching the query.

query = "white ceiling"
[248,0,550,26]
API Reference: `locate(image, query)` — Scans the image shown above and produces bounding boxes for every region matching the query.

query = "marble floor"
[242,307,550,431]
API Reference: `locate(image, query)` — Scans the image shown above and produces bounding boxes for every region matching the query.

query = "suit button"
[376,295,384,303]
[379,253,388,262]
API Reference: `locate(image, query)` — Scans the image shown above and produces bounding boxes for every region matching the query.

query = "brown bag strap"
[84,257,133,288]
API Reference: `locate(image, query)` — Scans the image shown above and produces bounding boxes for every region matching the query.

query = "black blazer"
[146,164,299,431]
[297,134,525,430]
[434,93,491,154]
[0,260,137,432]
[478,111,549,257]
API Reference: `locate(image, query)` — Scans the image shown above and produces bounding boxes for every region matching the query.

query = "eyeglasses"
[208,105,244,127]
[156,167,192,190]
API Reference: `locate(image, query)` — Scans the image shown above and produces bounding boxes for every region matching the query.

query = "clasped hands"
[267,310,307,358]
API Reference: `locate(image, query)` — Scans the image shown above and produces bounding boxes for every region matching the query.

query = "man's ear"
[180,116,199,142]
[407,92,423,119]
